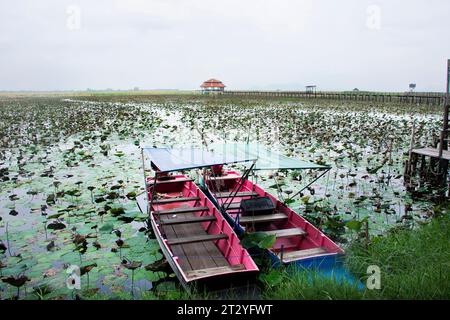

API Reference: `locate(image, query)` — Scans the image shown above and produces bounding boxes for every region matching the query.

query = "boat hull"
[137,174,259,291]
[204,171,345,268]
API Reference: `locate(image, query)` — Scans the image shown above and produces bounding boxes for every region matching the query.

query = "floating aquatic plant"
[0,94,442,300]
[1,275,30,298]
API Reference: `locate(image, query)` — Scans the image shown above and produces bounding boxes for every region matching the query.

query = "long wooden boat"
[205,170,345,270]
[137,173,259,290]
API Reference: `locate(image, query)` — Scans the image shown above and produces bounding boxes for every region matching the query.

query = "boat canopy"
[210,143,330,171]
[142,147,256,173]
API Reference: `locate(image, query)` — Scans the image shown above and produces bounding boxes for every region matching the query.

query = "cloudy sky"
[0,0,449,92]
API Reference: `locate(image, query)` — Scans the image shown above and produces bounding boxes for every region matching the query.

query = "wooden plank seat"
[160,215,216,226]
[166,233,228,246]
[215,191,259,198]
[411,148,450,161]
[185,264,246,280]
[148,178,194,185]
[261,228,307,238]
[153,196,200,204]
[208,175,242,181]
[239,213,288,224]
[162,217,229,272]
[279,247,328,262]
[222,202,241,210]
[155,206,209,215]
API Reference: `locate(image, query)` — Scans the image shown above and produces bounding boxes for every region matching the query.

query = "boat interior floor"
[214,189,332,261]
[156,203,234,276]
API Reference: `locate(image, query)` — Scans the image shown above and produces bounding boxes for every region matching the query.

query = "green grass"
[262,214,450,300]
[260,269,364,300]
[346,214,450,299]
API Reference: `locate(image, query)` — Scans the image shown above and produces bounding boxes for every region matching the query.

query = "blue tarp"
[143,143,329,173]
[210,143,330,171]
[142,147,256,173]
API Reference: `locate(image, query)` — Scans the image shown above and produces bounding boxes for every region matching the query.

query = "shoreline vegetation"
[263,210,450,300]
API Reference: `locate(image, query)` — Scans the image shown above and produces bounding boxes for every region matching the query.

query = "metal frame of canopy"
[210,142,329,171]
[141,144,331,227]
[140,147,257,226]
[207,143,331,204]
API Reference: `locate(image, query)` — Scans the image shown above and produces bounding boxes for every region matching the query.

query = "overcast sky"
[1,0,449,92]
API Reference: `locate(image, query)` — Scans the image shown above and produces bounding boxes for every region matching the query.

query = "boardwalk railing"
[222,91,445,105]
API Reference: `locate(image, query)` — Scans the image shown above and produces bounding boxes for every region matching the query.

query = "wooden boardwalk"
[222,91,444,105]
[405,58,449,190]
[411,148,450,161]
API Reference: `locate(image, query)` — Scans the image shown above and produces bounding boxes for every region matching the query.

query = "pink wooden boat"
[206,170,344,268]
[137,172,259,290]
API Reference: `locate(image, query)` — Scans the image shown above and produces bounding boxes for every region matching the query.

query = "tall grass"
[261,270,364,300]
[346,215,450,299]
[262,215,450,300]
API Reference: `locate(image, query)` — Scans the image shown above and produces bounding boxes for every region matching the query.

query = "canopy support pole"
[147,164,159,236]
[288,168,331,201]
[208,167,223,197]
[222,160,256,211]
[141,149,151,228]
[273,174,285,203]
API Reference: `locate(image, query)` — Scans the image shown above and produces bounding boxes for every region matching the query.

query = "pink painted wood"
[207,171,344,262]
[146,174,259,285]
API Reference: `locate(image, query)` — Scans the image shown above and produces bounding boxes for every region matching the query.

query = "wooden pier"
[223,90,445,105]
[404,60,450,190]
[410,148,450,161]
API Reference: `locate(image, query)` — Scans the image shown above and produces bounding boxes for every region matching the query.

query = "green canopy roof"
[142,147,255,173]
[210,142,330,171]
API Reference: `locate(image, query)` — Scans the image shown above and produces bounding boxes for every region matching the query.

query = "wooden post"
[365,220,370,249]
[420,155,426,182]
[408,120,416,173]
[280,245,284,267]
[438,59,450,188]
[141,149,150,225]
[153,172,160,224]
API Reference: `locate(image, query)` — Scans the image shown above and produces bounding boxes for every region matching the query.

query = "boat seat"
[154,206,209,215]
[261,228,307,238]
[207,175,242,181]
[279,247,328,262]
[153,196,200,204]
[221,202,241,210]
[166,233,228,246]
[185,264,246,280]
[239,213,288,224]
[148,178,194,185]
[215,191,259,198]
[159,215,216,226]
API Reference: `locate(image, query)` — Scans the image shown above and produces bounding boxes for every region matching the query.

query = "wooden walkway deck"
[405,60,449,188]
[411,148,450,161]
[222,91,445,105]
